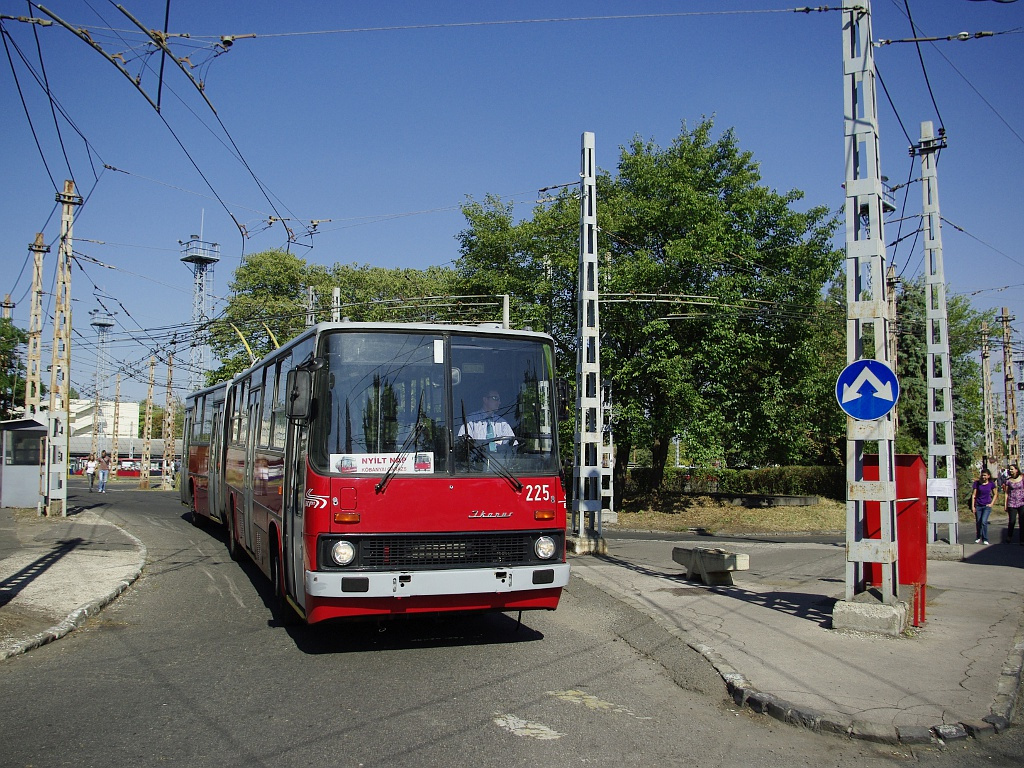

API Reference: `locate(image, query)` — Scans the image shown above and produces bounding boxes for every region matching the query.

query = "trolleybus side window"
[232,379,249,446]
[258,365,273,449]
[270,354,291,449]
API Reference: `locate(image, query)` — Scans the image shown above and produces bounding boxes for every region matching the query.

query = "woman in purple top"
[1003,463,1024,545]
[971,468,998,545]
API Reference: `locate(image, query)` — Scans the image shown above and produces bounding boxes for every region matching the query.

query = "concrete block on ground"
[831,596,909,636]
[927,543,964,561]
[672,546,749,586]
[566,535,607,555]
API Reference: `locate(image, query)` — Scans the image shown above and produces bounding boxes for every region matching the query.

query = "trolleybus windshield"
[315,330,559,478]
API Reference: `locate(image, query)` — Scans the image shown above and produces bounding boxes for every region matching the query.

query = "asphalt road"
[1,482,1021,767]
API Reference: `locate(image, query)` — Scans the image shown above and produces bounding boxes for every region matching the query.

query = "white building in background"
[68,399,140,439]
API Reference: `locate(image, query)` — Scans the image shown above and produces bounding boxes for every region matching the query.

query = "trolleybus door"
[282,419,308,609]
[243,388,261,551]
[208,406,223,521]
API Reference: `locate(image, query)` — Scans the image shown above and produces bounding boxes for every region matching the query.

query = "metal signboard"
[836,359,900,421]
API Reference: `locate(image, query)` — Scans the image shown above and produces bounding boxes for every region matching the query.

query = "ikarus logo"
[305,488,328,510]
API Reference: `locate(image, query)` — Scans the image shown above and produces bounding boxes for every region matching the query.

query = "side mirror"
[286,369,313,420]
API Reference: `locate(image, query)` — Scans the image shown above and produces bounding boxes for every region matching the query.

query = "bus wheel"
[189,490,204,528]
[270,546,300,626]
[226,505,241,562]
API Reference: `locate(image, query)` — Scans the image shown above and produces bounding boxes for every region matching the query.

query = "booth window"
[5,432,42,466]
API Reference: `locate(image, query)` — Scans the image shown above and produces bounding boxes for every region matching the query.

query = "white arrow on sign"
[840,366,894,404]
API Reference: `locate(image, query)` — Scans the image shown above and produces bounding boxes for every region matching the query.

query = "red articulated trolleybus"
[181,321,570,624]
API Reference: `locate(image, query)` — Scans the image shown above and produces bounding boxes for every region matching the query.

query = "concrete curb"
[0,520,147,662]
[571,566,1021,745]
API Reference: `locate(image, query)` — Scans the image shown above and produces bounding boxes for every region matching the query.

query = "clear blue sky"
[2,0,1022,403]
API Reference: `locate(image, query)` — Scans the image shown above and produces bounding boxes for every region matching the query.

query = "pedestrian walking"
[97,450,111,493]
[85,454,97,492]
[971,468,998,545]
[1003,463,1024,545]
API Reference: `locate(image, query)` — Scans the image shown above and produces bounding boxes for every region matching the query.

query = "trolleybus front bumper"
[305,563,570,599]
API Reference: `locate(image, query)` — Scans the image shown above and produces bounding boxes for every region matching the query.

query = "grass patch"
[609,493,846,535]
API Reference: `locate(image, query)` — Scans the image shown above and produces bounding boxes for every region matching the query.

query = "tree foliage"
[206,119,992,499]
[457,118,844,489]
[0,318,28,420]
[208,251,464,386]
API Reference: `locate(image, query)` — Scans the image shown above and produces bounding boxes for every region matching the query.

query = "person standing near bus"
[1003,463,1024,545]
[971,467,998,545]
[85,454,97,492]
[97,451,111,493]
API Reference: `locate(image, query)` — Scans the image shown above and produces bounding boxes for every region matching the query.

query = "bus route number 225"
[525,484,553,502]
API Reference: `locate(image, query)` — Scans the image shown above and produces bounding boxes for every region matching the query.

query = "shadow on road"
[0,538,83,608]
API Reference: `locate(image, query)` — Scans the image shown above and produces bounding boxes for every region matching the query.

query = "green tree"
[457,118,844,490]
[0,318,28,420]
[209,251,467,386]
[208,249,308,383]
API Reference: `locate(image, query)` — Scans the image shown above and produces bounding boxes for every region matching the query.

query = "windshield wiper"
[375,394,425,494]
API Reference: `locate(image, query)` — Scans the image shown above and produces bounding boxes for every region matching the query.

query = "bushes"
[625,465,845,500]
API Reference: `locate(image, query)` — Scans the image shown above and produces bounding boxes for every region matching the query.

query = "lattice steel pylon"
[915,121,960,544]
[180,236,220,392]
[840,3,900,606]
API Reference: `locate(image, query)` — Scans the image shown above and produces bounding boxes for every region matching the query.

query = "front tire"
[270,544,300,626]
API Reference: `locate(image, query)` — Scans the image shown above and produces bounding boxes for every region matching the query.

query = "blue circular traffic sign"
[835,359,900,421]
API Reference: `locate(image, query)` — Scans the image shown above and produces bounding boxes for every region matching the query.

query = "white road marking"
[492,713,565,740]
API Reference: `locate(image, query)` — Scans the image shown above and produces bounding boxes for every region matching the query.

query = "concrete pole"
[916,121,959,545]
[568,131,610,554]
[111,375,121,477]
[981,322,995,468]
[140,356,155,490]
[1001,308,1018,467]
[45,180,81,517]
[161,352,176,491]
[25,234,47,415]
[838,2,901,612]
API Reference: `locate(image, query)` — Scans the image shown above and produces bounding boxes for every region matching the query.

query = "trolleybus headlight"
[534,536,556,560]
[331,540,356,566]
